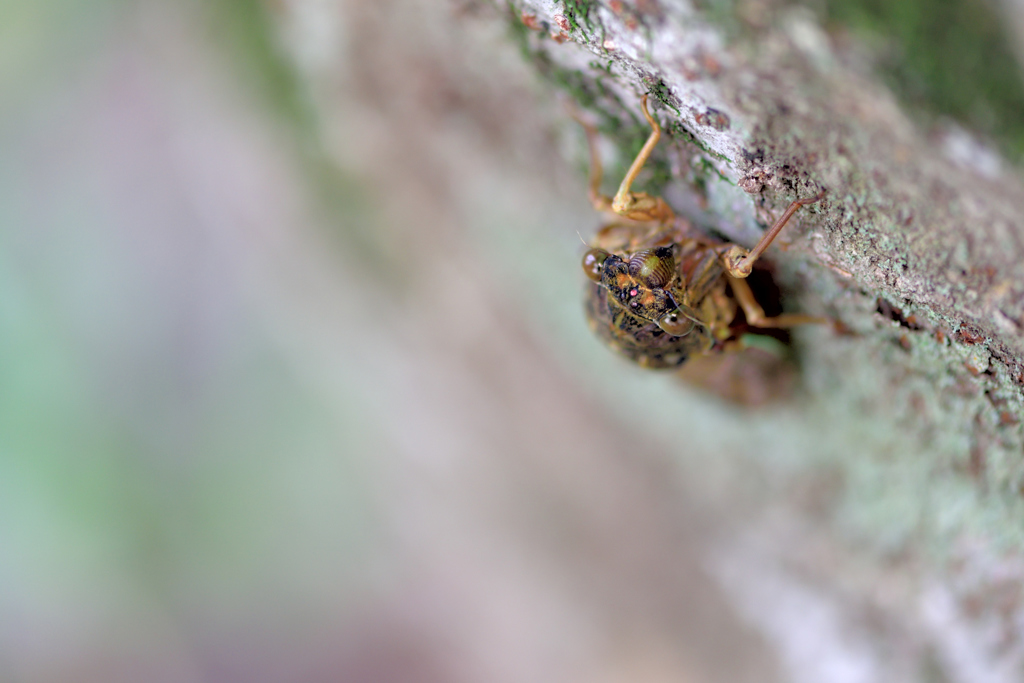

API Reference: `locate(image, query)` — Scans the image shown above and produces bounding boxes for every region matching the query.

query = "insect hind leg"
[727,275,826,329]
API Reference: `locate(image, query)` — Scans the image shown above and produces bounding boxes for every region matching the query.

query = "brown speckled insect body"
[579,96,824,370]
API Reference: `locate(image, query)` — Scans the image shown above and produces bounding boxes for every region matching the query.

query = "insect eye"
[657,309,695,337]
[582,249,610,282]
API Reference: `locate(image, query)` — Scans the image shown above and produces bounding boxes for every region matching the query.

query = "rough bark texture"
[510,0,1024,539]
[23,0,1023,681]
[280,0,1024,679]
[505,1,1024,679]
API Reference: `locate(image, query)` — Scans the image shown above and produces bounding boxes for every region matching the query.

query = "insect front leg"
[573,94,676,223]
[720,190,825,278]
[607,95,675,224]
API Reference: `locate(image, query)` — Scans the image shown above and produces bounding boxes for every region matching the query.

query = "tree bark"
[272,0,1024,679]
[512,0,1024,524]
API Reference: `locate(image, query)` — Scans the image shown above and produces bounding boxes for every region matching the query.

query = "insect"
[579,95,825,371]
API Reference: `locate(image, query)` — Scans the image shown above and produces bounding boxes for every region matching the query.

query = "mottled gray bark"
[513,0,1024,524]
[276,0,1024,680]
[503,1,1024,679]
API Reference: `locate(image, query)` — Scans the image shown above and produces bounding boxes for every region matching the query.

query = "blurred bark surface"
[509,0,1024,469]
[19,0,1024,681]
[265,0,1024,681]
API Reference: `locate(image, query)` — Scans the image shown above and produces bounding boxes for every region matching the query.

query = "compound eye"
[657,309,696,337]
[582,249,610,282]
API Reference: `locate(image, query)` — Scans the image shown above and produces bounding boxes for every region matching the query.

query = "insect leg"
[607,95,675,223]
[611,95,660,209]
[727,275,827,328]
[568,104,614,213]
[721,190,825,278]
